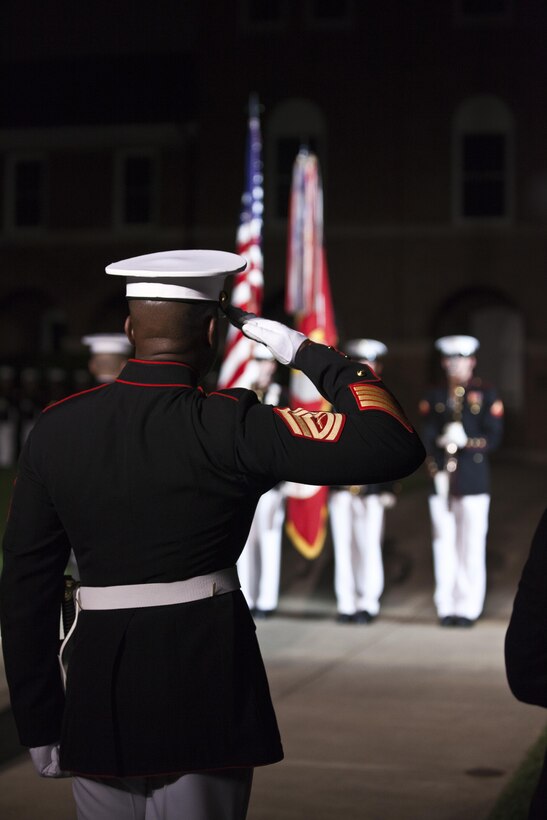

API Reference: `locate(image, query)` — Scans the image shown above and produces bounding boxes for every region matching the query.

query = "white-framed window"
[304,0,354,29]
[4,155,46,231]
[114,150,158,228]
[454,0,513,25]
[452,96,514,222]
[266,98,326,222]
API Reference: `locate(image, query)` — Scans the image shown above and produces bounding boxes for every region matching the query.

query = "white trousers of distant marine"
[429,493,490,620]
[238,487,284,612]
[329,491,385,617]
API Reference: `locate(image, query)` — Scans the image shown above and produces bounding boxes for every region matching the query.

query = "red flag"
[284,151,337,560]
[217,94,263,389]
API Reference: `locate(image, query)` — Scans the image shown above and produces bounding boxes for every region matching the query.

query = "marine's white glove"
[221,303,307,366]
[436,421,468,450]
[29,743,70,778]
[379,492,397,509]
[242,317,307,366]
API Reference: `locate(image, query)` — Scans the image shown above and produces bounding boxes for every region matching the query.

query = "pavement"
[0,453,546,819]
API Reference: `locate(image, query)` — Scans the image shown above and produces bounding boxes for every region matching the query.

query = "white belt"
[59,567,240,690]
[76,566,240,611]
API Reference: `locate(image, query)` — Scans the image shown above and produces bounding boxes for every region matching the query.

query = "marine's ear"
[207,315,218,348]
[124,315,135,345]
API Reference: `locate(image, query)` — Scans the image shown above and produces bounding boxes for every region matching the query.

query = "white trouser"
[73,768,253,820]
[238,487,284,611]
[329,491,385,616]
[429,493,490,620]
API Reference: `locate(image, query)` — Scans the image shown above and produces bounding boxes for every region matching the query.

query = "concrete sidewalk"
[1,455,546,819]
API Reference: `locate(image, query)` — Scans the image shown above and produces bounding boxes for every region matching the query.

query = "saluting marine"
[0,250,424,820]
[329,339,396,624]
[420,335,504,627]
[237,344,286,618]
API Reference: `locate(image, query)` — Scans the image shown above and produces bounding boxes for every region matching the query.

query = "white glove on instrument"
[241,317,308,367]
[436,421,468,450]
[29,743,70,778]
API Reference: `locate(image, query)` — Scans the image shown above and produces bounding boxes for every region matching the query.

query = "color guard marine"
[236,344,287,619]
[419,335,504,627]
[0,250,425,820]
[328,339,397,625]
[81,333,133,384]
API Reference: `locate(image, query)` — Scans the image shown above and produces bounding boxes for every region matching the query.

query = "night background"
[1,0,546,450]
[1,2,547,818]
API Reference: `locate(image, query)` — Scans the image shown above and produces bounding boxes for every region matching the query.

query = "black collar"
[116,359,199,388]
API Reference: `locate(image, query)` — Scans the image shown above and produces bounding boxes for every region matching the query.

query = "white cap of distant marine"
[105,250,247,302]
[345,339,388,362]
[434,335,479,357]
[81,334,133,355]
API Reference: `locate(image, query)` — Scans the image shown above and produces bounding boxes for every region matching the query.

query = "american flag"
[284,149,338,560]
[217,94,264,389]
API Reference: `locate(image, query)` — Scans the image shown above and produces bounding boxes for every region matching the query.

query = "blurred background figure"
[420,335,504,628]
[45,367,69,405]
[82,333,133,384]
[329,339,396,625]
[0,366,19,469]
[237,344,286,619]
[0,365,18,643]
[18,367,43,452]
[64,333,133,580]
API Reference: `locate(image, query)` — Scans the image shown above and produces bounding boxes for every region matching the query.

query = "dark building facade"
[1,0,546,451]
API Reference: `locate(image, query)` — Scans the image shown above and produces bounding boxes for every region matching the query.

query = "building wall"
[0,0,546,451]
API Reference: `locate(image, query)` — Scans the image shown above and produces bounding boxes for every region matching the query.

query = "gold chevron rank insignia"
[349,383,413,431]
[274,407,346,442]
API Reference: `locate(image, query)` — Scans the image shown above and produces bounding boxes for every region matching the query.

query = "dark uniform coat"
[0,343,424,777]
[505,509,547,819]
[419,378,504,495]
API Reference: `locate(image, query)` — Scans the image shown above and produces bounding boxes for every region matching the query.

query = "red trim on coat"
[129,359,196,372]
[208,391,239,402]
[115,379,194,388]
[42,383,109,413]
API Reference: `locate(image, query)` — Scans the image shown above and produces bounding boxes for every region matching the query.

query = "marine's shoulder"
[39,383,111,422]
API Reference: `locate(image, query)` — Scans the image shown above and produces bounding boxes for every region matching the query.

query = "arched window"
[433,287,523,413]
[452,96,514,222]
[266,99,326,222]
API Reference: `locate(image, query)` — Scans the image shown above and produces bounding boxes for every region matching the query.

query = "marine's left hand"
[29,743,70,778]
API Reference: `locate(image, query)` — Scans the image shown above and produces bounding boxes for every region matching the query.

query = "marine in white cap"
[419,334,504,627]
[329,339,396,624]
[81,334,133,384]
[0,249,425,820]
